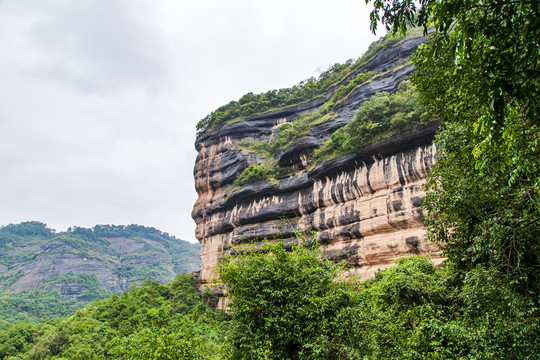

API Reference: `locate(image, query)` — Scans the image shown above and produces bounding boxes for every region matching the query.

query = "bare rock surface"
[192,35,444,299]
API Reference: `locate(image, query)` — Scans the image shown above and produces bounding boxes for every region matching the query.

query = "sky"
[0,0,381,243]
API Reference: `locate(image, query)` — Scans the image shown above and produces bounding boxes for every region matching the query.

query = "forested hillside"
[2,242,537,359]
[0,274,227,359]
[0,221,200,322]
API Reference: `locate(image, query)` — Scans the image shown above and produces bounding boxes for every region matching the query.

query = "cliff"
[192,32,443,299]
[0,222,200,301]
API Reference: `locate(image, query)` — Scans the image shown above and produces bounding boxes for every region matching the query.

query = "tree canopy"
[368,0,539,190]
[367,0,539,325]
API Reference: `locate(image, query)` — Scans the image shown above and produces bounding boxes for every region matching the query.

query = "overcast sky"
[0,0,381,243]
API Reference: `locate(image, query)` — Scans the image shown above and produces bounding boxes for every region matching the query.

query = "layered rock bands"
[192,35,443,300]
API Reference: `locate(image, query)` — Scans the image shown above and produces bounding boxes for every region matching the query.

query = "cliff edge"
[192,32,443,301]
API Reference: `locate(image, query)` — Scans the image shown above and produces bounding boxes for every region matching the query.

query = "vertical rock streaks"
[192,124,443,287]
[192,36,444,293]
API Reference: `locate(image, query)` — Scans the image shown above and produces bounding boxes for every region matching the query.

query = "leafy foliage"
[109,326,203,360]
[232,163,286,188]
[313,80,426,162]
[366,0,540,290]
[217,238,355,359]
[3,246,538,359]
[0,221,55,239]
[357,257,538,359]
[364,0,540,357]
[270,109,342,154]
[0,289,80,323]
[218,243,539,359]
[368,0,540,192]
[197,31,419,135]
[0,274,227,359]
[424,122,539,294]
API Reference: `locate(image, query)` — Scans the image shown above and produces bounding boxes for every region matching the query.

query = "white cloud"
[22,0,166,94]
[0,0,381,242]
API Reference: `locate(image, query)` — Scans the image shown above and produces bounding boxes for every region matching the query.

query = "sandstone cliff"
[192,33,443,299]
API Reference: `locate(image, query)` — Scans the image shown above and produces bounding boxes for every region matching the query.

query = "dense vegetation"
[2,238,537,359]
[196,30,422,135]
[313,79,426,162]
[232,162,286,188]
[0,222,200,321]
[217,240,538,359]
[369,0,539,292]
[0,289,80,324]
[0,274,227,359]
[0,272,115,323]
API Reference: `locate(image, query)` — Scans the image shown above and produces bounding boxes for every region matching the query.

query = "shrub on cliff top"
[196,31,421,135]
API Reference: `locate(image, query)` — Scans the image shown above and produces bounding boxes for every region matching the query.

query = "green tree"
[367,0,539,190]
[366,0,540,287]
[0,274,225,359]
[218,240,539,358]
[423,122,539,291]
[366,1,539,355]
[217,238,357,359]
[110,326,203,360]
[0,321,42,358]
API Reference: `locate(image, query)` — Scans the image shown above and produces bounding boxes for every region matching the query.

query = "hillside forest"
[0,221,200,323]
[1,0,538,359]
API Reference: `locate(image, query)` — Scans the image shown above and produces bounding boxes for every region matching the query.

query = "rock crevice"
[192,35,443,291]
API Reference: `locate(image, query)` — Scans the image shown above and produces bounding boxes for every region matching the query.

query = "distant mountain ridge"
[0,221,200,303]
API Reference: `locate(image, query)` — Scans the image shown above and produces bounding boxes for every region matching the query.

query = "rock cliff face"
[192,35,443,300]
[0,222,200,301]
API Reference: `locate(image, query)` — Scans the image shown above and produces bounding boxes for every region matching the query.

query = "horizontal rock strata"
[192,36,443,303]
